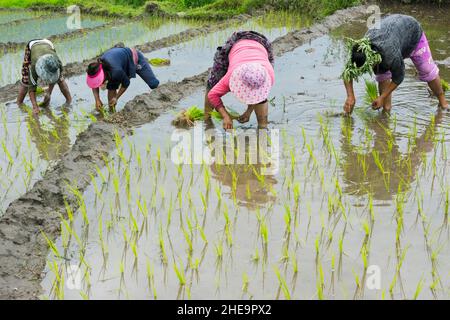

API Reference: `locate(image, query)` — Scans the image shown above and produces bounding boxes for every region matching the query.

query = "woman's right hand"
[344,96,356,114]
[95,100,104,112]
[223,115,233,130]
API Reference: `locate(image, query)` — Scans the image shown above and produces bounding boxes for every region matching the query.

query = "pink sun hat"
[86,64,105,89]
[229,63,272,105]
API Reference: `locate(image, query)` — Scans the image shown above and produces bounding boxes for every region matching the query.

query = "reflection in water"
[340,111,444,200]
[205,122,278,208]
[211,163,277,209]
[21,106,71,161]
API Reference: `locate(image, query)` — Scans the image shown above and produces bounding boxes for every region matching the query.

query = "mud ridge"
[27,4,139,19]
[0,14,251,104]
[0,14,52,29]
[0,5,368,299]
[0,21,117,55]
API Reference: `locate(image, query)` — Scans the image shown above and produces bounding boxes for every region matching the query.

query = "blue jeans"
[137,51,159,89]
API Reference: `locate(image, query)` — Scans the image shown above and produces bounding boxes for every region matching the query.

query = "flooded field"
[0,14,106,44]
[0,14,304,215]
[0,4,449,300]
[0,9,45,25]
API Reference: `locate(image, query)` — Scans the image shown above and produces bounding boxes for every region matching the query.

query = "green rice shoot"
[364,80,378,105]
[442,79,449,92]
[210,108,240,120]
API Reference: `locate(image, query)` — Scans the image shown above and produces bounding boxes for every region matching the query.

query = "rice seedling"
[445,187,449,223]
[364,80,378,105]
[146,260,158,299]
[273,266,291,300]
[41,230,61,259]
[316,261,325,300]
[260,219,269,245]
[1,140,14,165]
[242,272,249,294]
[215,241,223,262]
[149,58,171,66]
[158,225,168,265]
[210,109,240,120]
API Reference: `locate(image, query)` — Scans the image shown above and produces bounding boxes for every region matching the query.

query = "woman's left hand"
[109,97,117,108]
[41,94,51,108]
[372,96,385,110]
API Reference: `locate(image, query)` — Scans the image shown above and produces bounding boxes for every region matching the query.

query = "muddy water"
[0,14,106,44]
[0,18,199,87]
[40,5,450,299]
[0,16,300,215]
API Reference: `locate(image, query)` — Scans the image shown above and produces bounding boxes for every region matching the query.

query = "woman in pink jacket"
[205,31,275,129]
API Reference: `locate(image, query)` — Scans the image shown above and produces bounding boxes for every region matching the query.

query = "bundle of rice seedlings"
[210,108,240,120]
[149,58,171,67]
[36,86,45,96]
[172,106,204,127]
[364,80,378,105]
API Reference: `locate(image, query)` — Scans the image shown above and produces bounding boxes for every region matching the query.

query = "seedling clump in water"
[172,106,204,127]
[149,58,171,67]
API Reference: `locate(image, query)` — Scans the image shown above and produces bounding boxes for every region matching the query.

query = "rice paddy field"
[0,9,45,25]
[0,3,450,300]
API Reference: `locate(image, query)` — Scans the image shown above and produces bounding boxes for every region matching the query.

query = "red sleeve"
[207,73,230,110]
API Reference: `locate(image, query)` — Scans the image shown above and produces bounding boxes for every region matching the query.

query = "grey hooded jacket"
[366,14,423,85]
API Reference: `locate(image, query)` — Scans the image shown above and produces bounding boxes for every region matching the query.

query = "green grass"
[0,0,143,17]
[0,0,362,19]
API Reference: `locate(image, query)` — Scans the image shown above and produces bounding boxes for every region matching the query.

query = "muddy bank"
[0,5,368,299]
[0,72,208,300]
[27,4,139,19]
[0,15,250,104]
[0,21,115,54]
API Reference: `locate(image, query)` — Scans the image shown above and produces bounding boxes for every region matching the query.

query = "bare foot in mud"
[238,105,256,123]
[439,103,449,110]
[40,94,51,108]
[32,106,40,115]
[238,111,252,124]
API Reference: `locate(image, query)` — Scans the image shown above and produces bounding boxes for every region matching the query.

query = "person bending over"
[343,14,448,114]
[17,39,72,115]
[86,45,159,113]
[205,31,275,129]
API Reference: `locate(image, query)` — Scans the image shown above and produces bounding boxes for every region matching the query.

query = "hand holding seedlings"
[371,96,385,110]
[219,108,233,130]
[343,95,356,115]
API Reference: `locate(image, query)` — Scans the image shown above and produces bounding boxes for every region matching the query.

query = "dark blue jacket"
[101,47,136,90]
